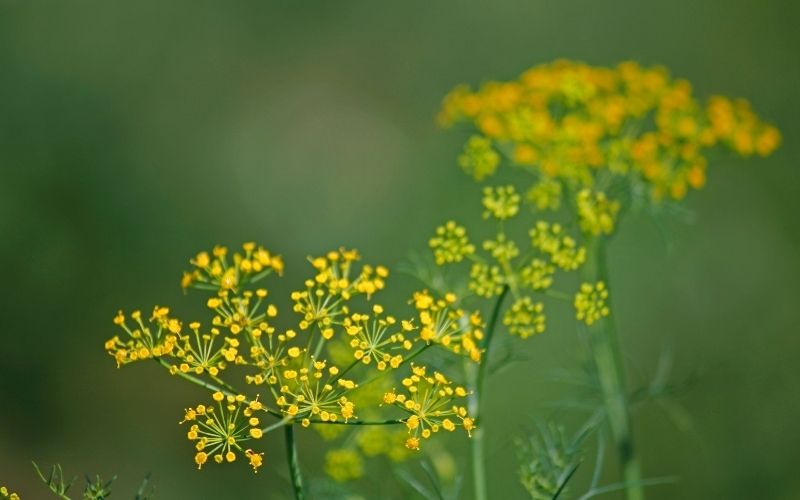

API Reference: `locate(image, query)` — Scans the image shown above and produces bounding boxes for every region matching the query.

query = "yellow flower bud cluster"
[503,296,546,339]
[458,135,500,181]
[529,222,586,271]
[574,282,611,326]
[482,185,521,220]
[429,221,475,265]
[576,189,620,236]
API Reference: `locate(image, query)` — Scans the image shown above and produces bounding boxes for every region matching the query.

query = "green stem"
[468,286,509,500]
[582,238,644,500]
[154,358,283,418]
[284,425,305,500]
[307,418,405,426]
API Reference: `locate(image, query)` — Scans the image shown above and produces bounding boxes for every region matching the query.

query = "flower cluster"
[574,282,610,326]
[482,185,521,220]
[291,248,388,333]
[412,290,484,362]
[343,305,413,370]
[180,392,266,472]
[429,221,475,265]
[382,366,474,450]
[439,59,780,204]
[458,135,500,181]
[504,296,546,339]
[529,222,586,271]
[275,359,357,426]
[181,243,284,291]
[576,189,620,236]
[105,308,179,367]
[107,242,484,475]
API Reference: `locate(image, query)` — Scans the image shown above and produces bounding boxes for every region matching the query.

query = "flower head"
[106,308,180,367]
[529,222,586,271]
[576,189,620,236]
[343,305,412,370]
[411,290,483,362]
[180,392,266,472]
[429,221,475,265]
[503,296,546,338]
[276,358,357,425]
[458,135,500,181]
[574,282,610,326]
[482,185,521,220]
[182,242,283,291]
[383,365,474,450]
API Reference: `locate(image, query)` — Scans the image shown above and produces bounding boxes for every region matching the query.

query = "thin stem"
[475,286,510,411]
[153,358,283,418]
[262,417,292,434]
[307,418,405,426]
[468,286,509,500]
[582,238,644,500]
[284,425,305,500]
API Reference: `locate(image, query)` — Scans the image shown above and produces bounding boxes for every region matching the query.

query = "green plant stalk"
[583,237,644,500]
[468,286,509,500]
[284,424,305,500]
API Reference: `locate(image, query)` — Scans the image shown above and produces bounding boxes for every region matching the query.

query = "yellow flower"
[245,449,264,473]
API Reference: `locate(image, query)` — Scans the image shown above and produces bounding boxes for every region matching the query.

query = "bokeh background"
[1,0,798,498]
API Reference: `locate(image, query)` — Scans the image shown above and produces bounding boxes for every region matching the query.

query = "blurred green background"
[1,0,798,498]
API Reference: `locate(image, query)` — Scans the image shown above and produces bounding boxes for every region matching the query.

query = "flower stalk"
[468,285,509,500]
[583,237,644,500]
[284,424,305,500]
